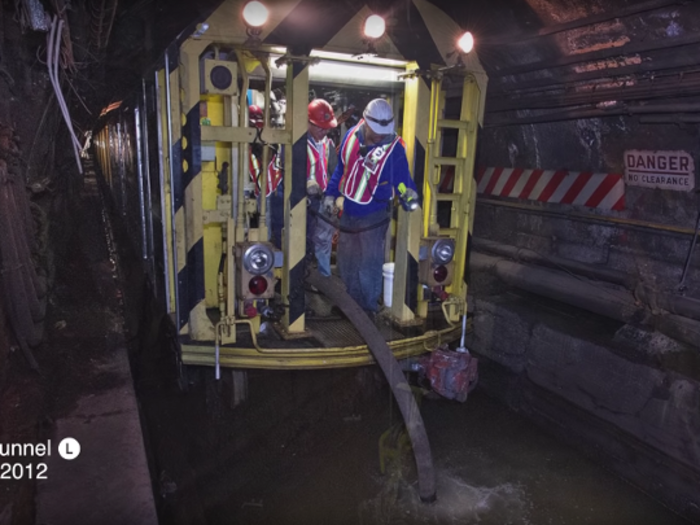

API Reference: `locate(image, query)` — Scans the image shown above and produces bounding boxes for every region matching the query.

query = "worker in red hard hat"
[249,104,264,129]
[305,98,338,277]
[325,98,419,318]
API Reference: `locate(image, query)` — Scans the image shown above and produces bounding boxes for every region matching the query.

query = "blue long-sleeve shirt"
[326,125,419,217]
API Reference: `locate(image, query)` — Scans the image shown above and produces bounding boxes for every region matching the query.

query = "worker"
[306,98,338,276]
[324,98,419,317]
[248,105,282,198]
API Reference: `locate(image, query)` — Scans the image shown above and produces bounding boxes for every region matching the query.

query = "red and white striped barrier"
[473,167,625,211]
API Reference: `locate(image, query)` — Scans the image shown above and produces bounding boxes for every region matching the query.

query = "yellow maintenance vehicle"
[93,0,487,376]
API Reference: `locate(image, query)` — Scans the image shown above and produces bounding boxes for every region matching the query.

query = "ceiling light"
[457,31,474,54]
[364,15,386,39]
[242,1,269,28]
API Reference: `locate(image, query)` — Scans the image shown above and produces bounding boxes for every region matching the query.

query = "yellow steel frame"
[421,71,482,319]
[390,62,429,324]
[151,1,486,369]
[181,324,462,369]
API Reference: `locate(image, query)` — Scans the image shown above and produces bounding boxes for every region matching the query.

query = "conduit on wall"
[474,239,700,323]
[470,251,700,349]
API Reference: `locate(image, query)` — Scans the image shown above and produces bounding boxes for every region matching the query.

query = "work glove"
[323,195,336,216]
[398,183,420,212]
[306,179,321,197]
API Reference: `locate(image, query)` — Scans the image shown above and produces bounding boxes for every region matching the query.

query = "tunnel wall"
[475,117,700,297]
[465,291,700,522]
[465,3,700,519]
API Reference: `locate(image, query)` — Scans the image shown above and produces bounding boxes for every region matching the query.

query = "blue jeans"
[337,208,390,313]
[307,198,335,277]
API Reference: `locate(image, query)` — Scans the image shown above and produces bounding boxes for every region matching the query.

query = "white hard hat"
[363,98,394,135]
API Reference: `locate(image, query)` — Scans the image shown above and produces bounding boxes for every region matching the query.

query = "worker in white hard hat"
[324,98,420,317]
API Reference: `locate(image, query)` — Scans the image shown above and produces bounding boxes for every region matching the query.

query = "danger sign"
[624,150,695,191]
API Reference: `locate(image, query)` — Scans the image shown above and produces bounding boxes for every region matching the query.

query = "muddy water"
[149,369,691,525]
[237,394,688,525]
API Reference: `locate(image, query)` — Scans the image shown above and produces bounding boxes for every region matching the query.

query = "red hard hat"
[308,99,337,129]
[249,105,264,128]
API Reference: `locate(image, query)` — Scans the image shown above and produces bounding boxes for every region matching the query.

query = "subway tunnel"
[0,0,699,523]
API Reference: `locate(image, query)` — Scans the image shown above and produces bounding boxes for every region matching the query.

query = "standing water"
[138,367,692,525]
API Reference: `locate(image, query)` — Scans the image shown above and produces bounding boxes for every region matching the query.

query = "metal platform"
[306,316,407,348]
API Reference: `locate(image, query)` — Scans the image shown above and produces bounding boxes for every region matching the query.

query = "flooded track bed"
[134,354,691,525]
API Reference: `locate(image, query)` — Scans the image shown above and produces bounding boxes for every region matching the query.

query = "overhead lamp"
[360,14,386,57]
[457,31,474,54]
[242,1,269,27]
[242,0,269,45]
[363,14,386,39]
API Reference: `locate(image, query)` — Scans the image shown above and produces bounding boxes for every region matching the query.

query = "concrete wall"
[473,198,700,298]
[466,292,700,521]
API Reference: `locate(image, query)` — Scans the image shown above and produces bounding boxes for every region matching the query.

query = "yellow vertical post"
[448,75,481,304]
[391,63,429,324]
[281,57,309,334]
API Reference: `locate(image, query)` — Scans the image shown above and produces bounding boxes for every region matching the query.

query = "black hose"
[306,269,437,503]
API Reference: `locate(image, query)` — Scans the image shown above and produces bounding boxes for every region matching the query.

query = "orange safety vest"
[249,149,261,195]
[339,120,400,205]
[307,137,330,191]
[265,152,283,197]
[252,148,283,197]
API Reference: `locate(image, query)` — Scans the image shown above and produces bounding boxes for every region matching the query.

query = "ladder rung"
[432,157,461,166]
[437,119,468,130]
[438,228,459,236]
[435,194,461,202]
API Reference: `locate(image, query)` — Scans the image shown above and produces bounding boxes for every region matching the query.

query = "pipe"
[488,54,700,99]
[154,69,172,309]
[257,55,273,238]
[478,198,698,237]
[235,48,251,239]
[472,252,647,324]
[307,269,437,503]
[46,17,82,174]
[479,0,683,47]
[488,75,700,114]
[484,13,698,68]
[134,105,148,262]
[473,238,700,322]
[473,238,632,288]
[471,252,700,348]
[164,49,181,329]
[678,209,700,291]
[640,115,700,124]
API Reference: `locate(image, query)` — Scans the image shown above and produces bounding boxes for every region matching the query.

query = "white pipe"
[46,17,82,174]
[458,314,467,351]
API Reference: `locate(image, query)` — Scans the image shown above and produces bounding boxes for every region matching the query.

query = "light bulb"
[364,14,386,39]
[457,31,474,54]
[242,1,269,28]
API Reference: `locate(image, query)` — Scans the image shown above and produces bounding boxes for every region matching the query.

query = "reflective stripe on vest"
[339,121,399,204]
[250,151,262,196]
[266,153,283,197]
[307,138,329,191]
